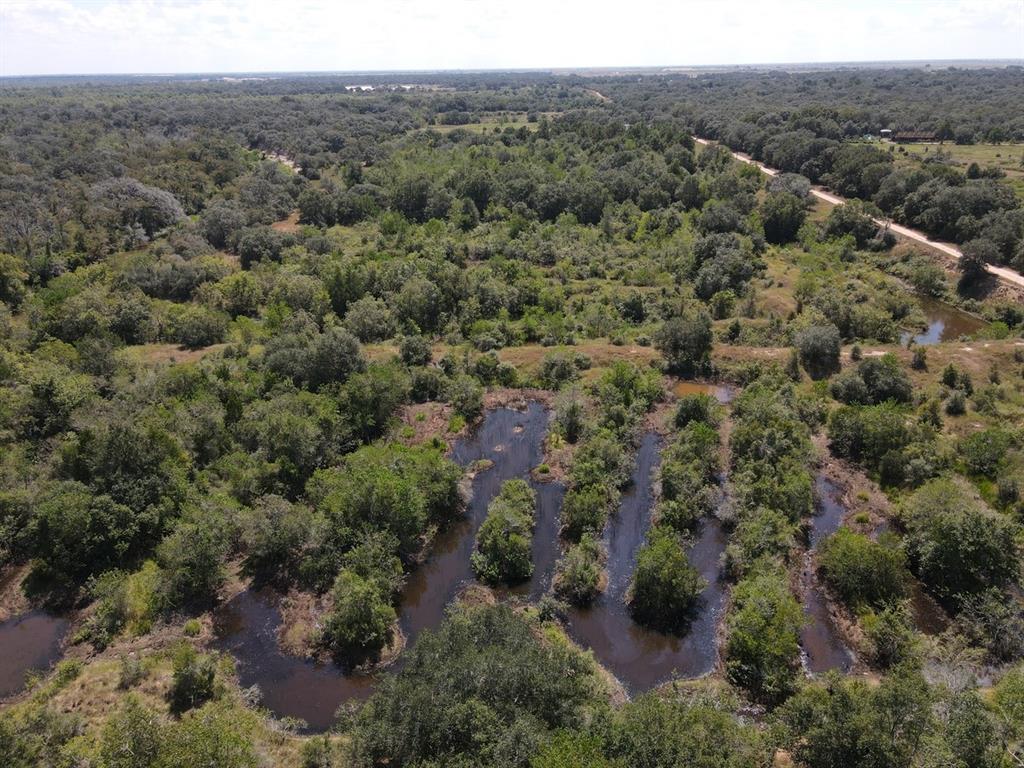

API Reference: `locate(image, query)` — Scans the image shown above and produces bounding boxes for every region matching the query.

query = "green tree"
[902,477,1018,602]
[818,529,908,609]
[99,695,162,768]
[322,569,396,665]
[654,312,713,377]
[472,479,536,585]
[725,566,803,704]
[629,530,705,632]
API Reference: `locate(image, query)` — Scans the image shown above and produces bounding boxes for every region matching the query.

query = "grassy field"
[421,111,555,134]
[894,141,1024,199]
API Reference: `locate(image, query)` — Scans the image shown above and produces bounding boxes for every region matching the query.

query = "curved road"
[694,137,1024,289]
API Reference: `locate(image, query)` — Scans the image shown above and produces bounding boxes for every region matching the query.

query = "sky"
[1,0,1022,77]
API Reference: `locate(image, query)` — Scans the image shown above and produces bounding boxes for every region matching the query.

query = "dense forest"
[1,66,1024,767]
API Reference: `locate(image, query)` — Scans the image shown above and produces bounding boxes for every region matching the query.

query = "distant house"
[893,131,938,143]
[880,128,893,139]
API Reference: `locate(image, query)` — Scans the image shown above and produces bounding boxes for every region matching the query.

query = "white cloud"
[0,0,1021,76]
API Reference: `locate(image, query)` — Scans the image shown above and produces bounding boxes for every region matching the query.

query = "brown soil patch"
[396,402,453,446]
[271,210,302,233]
[482,387,553,410]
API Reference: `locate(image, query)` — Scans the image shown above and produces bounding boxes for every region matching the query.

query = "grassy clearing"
[894,142,1024,199]
[119,343,228,365]
[419,111,556,134]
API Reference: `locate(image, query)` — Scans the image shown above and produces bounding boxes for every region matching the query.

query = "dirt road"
[693,137,1024,289]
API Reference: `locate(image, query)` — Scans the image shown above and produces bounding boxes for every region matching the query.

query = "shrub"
[447,374,483,420]
[818,529,908,608]
[911,347,927,370]
[674,393,719,429]
[560,484,613,542]
[539,352,581,389]
[168,643,216,713]
[959,428,1011,477]
[347,603,597,768]
[554,534,605,606]
[795,324,841,379]
[654,312,713,377]
[168,304,228,349]
[861,603,917,669]
[902,478,1018,602]
[472,479,536,585]
[829,354,912,405]
[344,296,397,342]
[945,390,967,415]
[399,335,432,367]
[629,530,705,633]
[725,565,803,704]
[322,569,396,665]
[100,695,162,768]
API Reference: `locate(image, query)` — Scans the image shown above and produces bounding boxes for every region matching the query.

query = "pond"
[671,381,735,403]
[900,296,986,346]
[0,610,69,699]
[566,432,729,690]
[800,476,855,674]
[215,403,559,730]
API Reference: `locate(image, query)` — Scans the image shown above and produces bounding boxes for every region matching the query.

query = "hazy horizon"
[2,0,1022,78]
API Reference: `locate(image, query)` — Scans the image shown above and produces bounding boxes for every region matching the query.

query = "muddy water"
[0,611,69,699]
[800,476,855,674]
[397,402,561,617]
[900,296,986,345]
[214,403,557,729]
[213,589,375,728]
[566,432,729,690]
[672,380,735,403]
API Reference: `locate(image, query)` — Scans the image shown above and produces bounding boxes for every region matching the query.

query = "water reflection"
[0,610,69,699]
[214,403,555,729]
[900,297,986,346]
[800,476,855,673]
[566,433,729,689]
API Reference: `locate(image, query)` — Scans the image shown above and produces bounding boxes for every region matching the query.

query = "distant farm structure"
[893,131,938,143]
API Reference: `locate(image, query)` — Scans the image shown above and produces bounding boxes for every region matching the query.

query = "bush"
[902,478,1018,602]
[794,324,841,380]
[241,495,313,584]
[169,304,228,349]
[347,603,597,768]
[168,643,216,713]
[472,479,536,585]
[674,393,719,429]
[818,529,908,608]
[862,603,917,669]
[157,518,227,608]
[554,533,605,606]
[344,296,397,342]
[629,530,705,633]
[321,569,396,665]
[554,389,587,444]
[829,354,912,405]
[100,695,162,768]
[959,428,1011,477]
[560,484,614,542]
[911,347,927,370]
[725,565,803,704]
[761,191,807,244]
[447,374,483,420]
[654,312,713,377]
[539,352,581,389]
[399,335,432,367]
